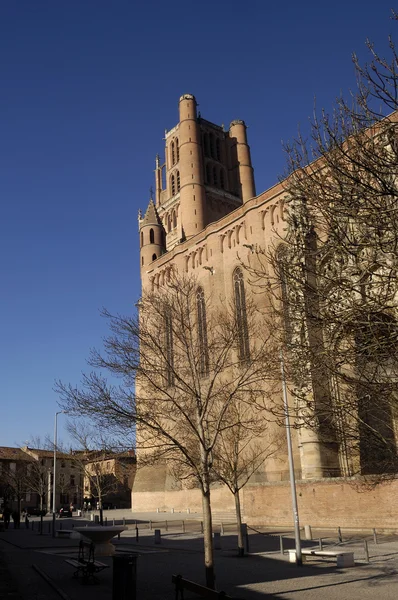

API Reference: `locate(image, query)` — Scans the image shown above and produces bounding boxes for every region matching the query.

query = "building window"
[60,473,65,486]
[220,170,225,189]
[140,231,143,248]
[210,133,216,159]
[216,138,221,161]
[150,228,154,244]
[206,163,211,184]
[152,253,157,261]
[70,475,75,486]
[233,268,250,361]
[173,210,177,229]
[176,171,180,192]
[165,310,174,386]
[176,138,179,162]
[197,287,209,376]
[171,174,176,196]
[204,133,210,157]
[213,167,218,187]
[171,141,175,165]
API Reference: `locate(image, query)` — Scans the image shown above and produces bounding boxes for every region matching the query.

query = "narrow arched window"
[213,167,218,187]
[167,214,171,232]
[173,211,177,229]
[220,170,225,189]
[140,231,143,248]
[233,268,250,361]
[176,138,179,162]
[165,310,174,386]
[171,141,175,165]
[216,138,221,161]
[171,174,175,196]
[176,170,180,192]
[152,253,157,261]
[204,133,210,157]
[210,133,216,159]
[149,228,154,244]
[197,287,209,376]
[206,163,211,184]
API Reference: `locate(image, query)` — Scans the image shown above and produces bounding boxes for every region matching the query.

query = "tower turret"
[178,94,206,239]
[229,120,256,202]
[139,199,165,271]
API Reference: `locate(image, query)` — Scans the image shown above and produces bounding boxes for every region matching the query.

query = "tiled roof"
[0,447,31,461]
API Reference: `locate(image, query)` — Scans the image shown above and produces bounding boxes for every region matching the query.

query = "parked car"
[57,506,72,518]
[26,507,47,517]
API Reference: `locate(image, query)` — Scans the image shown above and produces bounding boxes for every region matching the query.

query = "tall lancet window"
[197,287,209,376]
[233,268,250,361]
[165,310,174,386]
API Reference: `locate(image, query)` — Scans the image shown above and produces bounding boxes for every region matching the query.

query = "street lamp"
[52,410,66,536]
[280,350,302,566]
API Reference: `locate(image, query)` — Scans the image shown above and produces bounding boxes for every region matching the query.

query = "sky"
[1,0,396,448]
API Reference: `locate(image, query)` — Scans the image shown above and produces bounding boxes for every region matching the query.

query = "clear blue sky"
[1,0,395,447]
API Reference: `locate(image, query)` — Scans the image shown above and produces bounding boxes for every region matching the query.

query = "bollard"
[113,519,115,526]
[182,520,185,533]
[304,525,312,540]
[220,523,224,535]
[214,532,221,549]
[157,508,159,513]
[319,538,323,551]
[200,521,204,534]
[112,554,137,600]
[187,508,190,514]
[171,508,174,514]
[154,529,161,544]
[364,540,369,563]
[40,514,43,536]
[105,517,108,526]
[373,528,378,544]
[135,526,139,542]
[165,520,168,531]
[123,517,126,527]
[338,527,342,543]
[279,535,284,555]
[149,520,152,530]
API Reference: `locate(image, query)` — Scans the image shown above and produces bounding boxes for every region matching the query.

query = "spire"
[142,198,162,226]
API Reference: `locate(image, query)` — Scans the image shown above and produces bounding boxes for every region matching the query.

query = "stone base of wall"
[132,467,398,529]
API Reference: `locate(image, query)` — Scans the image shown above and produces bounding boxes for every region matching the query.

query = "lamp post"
[280,350,302,566]
[52,410,66,537]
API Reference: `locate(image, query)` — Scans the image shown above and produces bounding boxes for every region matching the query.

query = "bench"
[57,529,73,538]
[288,548,355,567]
[172,574,234,599]
[65,540,109,584]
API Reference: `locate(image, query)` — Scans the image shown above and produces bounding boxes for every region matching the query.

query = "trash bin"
[112,554,137,600]
[77,509,82,517]
[94,515,99,524]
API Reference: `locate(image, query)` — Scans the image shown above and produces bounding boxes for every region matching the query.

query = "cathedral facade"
[133,95,398,528]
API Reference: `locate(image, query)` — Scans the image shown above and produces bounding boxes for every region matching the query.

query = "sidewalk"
[1,515,398,600]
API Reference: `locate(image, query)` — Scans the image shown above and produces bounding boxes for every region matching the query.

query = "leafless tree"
[56,273,277,588]
[212,402,280,556]
[66,421,131,524]
[246,16,398,483]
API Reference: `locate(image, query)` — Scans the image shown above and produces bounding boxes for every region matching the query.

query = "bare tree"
[246,17,398,483]
[67,421,132,524]
[212,402,280,556]
[56,273,276,588]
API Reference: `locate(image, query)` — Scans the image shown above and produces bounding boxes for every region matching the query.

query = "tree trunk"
[202,490,215,589]
[234,490,244,557]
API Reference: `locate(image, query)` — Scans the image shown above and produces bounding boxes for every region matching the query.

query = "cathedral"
[133,94,398,528]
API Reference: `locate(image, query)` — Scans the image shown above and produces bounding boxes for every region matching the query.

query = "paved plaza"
[1,511,398,600]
